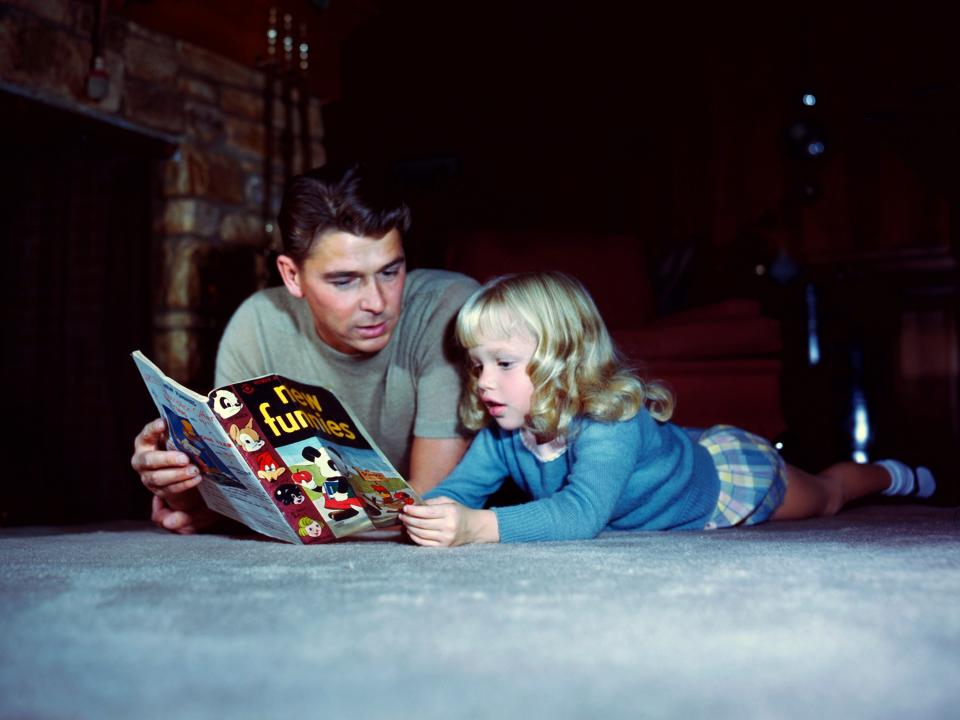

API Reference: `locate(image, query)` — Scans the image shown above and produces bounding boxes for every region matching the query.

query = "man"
[131,164,478,533]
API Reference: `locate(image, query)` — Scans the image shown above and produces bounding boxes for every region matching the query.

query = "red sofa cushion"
[613,299,782,360]
[444,230,785,439]
[445,229,656,329]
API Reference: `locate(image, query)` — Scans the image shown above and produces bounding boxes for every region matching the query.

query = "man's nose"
[359,278,386,313]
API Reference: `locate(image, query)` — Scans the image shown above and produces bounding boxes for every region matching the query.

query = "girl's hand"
[400,497,499,547]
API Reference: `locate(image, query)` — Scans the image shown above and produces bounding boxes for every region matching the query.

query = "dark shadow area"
[0,92,168,526]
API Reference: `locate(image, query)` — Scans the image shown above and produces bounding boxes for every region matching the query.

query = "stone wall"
[1,0,325,385]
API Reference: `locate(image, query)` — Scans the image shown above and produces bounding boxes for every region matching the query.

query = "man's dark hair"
[277,163,412,264]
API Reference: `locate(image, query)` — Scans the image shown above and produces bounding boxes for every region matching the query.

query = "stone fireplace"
[2,0,326,387]
[0,0,325,523]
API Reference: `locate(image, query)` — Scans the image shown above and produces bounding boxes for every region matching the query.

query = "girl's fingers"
[407,533,437,547]
[399,514,442,531]
[402,503,447,519]
[406,528,448,547]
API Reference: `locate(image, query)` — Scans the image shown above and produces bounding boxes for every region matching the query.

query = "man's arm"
[407,436,470,495]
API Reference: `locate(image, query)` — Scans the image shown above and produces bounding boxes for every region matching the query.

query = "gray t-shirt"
[215,269,479,475]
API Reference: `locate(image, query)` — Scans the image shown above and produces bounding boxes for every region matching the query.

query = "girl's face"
[468,330,537,431]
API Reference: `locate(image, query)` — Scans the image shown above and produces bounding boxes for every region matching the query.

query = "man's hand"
[131,418,202,498]
[131,418,219,533]
[400,497,499,547]
[150,494,222,534]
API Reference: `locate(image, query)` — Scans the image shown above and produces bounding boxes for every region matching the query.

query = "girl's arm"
[420,428,511,507]
[492,420,643,542]
[404,420,648,545]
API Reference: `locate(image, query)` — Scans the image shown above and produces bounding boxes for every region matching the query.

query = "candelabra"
[259,6,315,248]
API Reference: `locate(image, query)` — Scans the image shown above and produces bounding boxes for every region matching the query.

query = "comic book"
[132,351,420,544]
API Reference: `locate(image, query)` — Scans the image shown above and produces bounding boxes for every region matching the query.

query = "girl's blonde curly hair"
[456,272,674,439]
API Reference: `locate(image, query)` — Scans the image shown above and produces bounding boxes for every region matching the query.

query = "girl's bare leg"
[772,462,892,521]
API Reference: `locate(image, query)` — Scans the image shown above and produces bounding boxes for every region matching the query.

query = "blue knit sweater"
[424,409,721,542]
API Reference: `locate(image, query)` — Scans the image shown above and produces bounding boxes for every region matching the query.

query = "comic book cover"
[132,351,420,545]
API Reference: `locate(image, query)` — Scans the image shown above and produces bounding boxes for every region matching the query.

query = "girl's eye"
[497,360,514,369]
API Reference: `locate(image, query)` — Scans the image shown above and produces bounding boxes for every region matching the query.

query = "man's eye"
[330,278,356,288]
[381,268,400,278]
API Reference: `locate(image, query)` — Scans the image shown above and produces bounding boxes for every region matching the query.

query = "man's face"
[279,229,406,355]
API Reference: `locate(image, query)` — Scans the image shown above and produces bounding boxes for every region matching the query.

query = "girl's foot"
[876,459,936,499]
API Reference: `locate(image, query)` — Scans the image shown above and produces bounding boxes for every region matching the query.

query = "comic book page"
[132,351,301,544]
[211,375,421,540]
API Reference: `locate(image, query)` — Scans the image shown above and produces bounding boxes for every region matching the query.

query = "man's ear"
[276,255,305,298]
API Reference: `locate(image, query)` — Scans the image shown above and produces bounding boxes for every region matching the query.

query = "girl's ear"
[276,255,305,298]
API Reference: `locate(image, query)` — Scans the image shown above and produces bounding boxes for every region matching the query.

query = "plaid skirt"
[688,425,788,530]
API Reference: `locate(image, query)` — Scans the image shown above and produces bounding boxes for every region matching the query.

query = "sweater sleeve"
[493,420,644,542]
[422,428,510,508]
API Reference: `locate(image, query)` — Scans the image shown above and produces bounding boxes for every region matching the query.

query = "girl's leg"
[772,462,893,521]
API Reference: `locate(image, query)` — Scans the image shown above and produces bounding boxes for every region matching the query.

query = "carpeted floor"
[1,504,958,720]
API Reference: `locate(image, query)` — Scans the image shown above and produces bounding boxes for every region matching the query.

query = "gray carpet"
[1,504,958,720]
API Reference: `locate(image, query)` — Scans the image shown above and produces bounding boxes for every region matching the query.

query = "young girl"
[399,272,936,547]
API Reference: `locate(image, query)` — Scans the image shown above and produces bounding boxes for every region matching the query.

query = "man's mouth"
[355,320,389,338]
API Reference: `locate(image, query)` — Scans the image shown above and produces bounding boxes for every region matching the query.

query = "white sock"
[876,459,937,499]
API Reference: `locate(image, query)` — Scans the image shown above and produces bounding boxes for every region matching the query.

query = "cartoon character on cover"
[290,467,320,491]
[301,444,364,521]
[164,413,239,487]
[229,418,265,453]
[256,452,286,482]
[210,389,243,419]
[297,516,326,538]
[176,419,205,459]
[275,484,306,506]
[371,483,415,512]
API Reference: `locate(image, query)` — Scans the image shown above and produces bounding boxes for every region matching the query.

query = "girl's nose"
[477,365,495,389]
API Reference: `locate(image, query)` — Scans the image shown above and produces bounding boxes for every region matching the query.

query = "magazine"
[132,351,420,544]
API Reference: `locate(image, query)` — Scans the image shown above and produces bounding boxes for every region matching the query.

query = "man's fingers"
[133,418,168,451]
[161,510,199,534]
[131,418,195,494]
[131,449,192,474]
[140,464,201,497]
[155,473,203,497]
[151,496,205,534]
[151,495,193,532]
[151,496,221,535]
